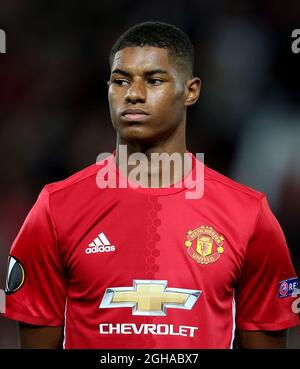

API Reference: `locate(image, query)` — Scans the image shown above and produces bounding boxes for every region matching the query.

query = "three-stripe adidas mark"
[85,232,115,254]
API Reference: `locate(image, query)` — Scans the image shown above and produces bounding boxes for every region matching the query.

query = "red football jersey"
[2,153,299,348]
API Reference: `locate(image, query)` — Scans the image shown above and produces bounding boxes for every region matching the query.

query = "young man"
[1,22,299,349]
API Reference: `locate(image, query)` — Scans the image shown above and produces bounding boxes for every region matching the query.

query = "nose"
[125,79,146,104]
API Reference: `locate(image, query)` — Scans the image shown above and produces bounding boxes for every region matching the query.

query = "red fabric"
[235,196,298,330]
[2,153,299,348]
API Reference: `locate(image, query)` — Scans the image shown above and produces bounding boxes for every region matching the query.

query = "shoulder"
[202,163,267,232]
[204,164,265,203]
[43,163,99,196]
[42,155,113,198]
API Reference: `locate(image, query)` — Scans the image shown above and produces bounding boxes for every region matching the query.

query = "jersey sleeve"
[235,196,299,331]
[1,187,66,326]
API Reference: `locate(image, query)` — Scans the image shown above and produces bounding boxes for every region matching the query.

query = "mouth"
[121,109,150,122]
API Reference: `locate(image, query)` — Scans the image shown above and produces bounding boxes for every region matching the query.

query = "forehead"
[111,46,177,73]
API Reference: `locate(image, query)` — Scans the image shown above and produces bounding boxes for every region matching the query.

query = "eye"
[112,79,130,86]
[148,78,164,86]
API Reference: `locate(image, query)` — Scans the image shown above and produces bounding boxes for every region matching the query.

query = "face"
[108,46,200,145]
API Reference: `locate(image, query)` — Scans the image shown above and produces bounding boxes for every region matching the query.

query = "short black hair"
[109,21,194,77]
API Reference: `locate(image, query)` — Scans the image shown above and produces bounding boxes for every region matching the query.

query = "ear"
[184,77,201,107]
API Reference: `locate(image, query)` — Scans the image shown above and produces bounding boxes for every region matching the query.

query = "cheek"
[150,89,184,115]
[157,80,184,104]
[108,90,120,115]
[108,89,116,105]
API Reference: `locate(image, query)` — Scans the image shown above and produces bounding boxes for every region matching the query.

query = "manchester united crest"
[185,226,224,265]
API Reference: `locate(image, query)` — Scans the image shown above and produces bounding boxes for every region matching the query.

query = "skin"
[18,323,64,349]
[236,329,287,349]
[108,46,200,187]
[18,46,288,349]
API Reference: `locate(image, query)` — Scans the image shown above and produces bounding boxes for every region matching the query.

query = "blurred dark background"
[0,0,299,348]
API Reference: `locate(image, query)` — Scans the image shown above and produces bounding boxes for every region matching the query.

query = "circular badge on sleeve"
[5,256,26,294]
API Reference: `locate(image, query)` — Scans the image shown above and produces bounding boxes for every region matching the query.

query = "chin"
[120,126,157,144]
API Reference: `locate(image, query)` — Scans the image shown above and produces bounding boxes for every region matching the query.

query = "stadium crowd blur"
[0,1,299,348]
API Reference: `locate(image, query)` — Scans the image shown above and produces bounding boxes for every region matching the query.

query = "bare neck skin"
[115,121,192,188]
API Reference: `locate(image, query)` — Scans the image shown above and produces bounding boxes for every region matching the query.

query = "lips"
[122,109,149,115]
[121,109,150,122]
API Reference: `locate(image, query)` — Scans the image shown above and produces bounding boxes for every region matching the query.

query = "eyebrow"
[111,68,168,77]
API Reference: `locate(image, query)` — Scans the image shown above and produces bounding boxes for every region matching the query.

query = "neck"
[114,124,191,188]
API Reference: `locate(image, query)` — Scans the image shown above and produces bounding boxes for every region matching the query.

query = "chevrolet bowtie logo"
[100,280,202,316]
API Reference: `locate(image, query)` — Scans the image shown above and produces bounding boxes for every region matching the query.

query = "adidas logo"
[85,232,115,254]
